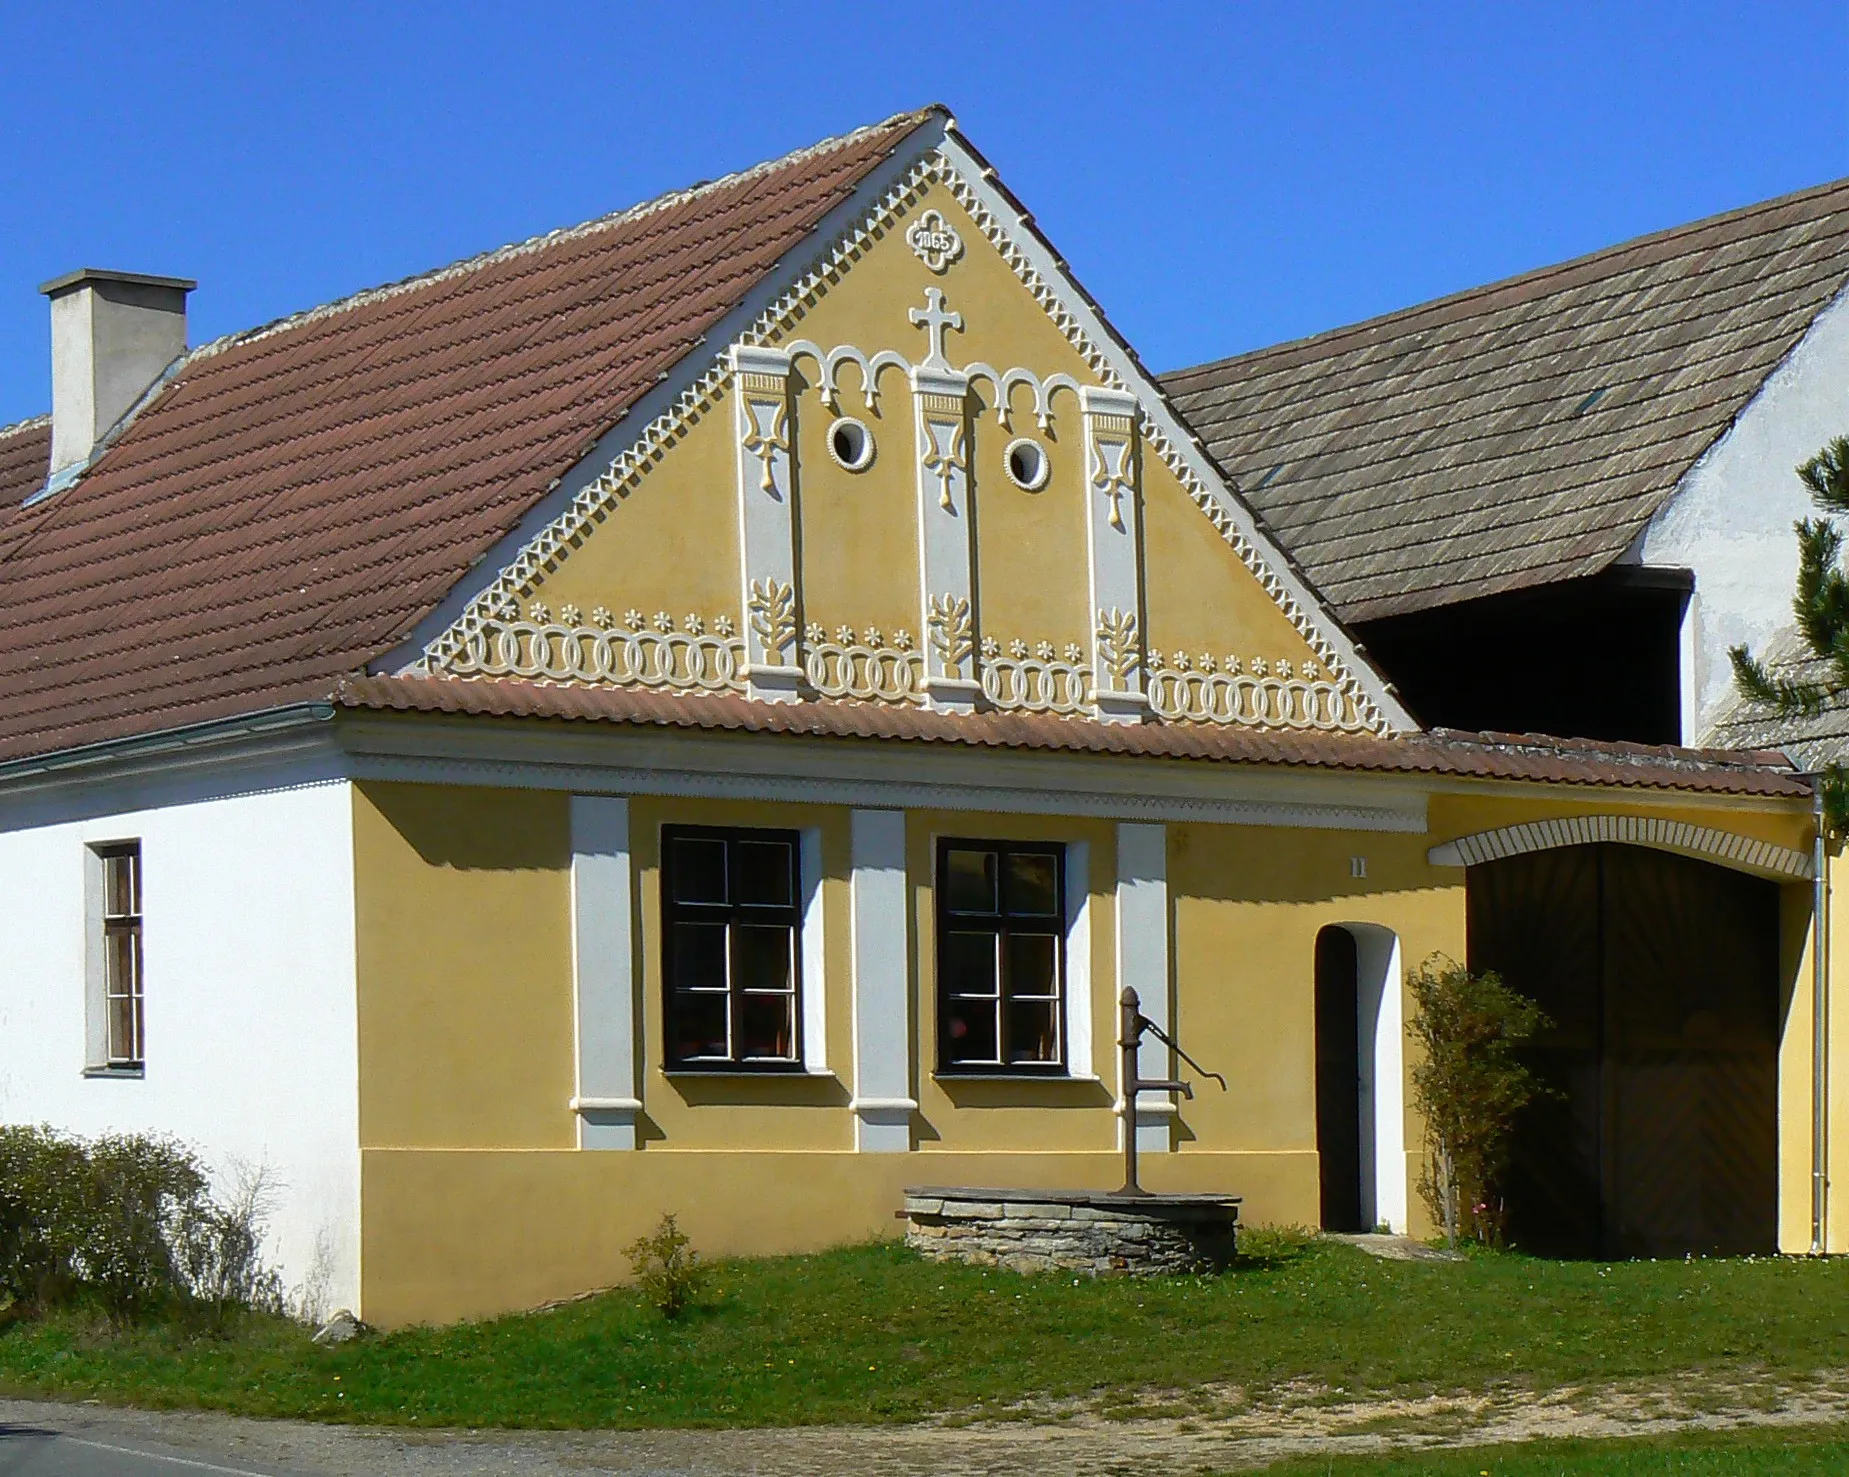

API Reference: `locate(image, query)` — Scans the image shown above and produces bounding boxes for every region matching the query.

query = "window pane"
[736,840,793,908]
[732,925,793,994]
[104,928,139,997]
[1004,932,1059,999]
[1002,851,1058,917]
[945,997,999,1064]
[670,991,729,1060]
[738,993,795,1060]
[103,851,138,917]
[943,930,998,999]
[670,837,728,904]
[1006,999,1059,1063]
[944,848,997,913]
[107,990,142,1063]
[671,922,728,991]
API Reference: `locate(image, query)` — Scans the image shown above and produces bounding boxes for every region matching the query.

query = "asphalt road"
[0,1415,302,1476]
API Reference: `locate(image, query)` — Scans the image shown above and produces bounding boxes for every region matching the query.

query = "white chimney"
[40,268,194,481]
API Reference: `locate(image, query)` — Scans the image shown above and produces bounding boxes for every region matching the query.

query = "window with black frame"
[661,826,802,1070]
[936,839,1066,1073]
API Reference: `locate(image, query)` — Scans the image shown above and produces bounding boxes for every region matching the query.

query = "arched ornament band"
[1427,814,1813,882]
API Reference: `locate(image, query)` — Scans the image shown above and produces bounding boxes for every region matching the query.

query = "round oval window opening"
[828,417,876,472]
[1005,437,1049,491]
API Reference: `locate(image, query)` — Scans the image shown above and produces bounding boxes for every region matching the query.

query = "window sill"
[83,1064,145,1080]
[663,1068,838,1080]
[933,1071,1101,1083]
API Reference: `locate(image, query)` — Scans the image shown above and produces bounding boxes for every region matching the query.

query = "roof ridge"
[0,414,50,442]
[1165,173,1849,384]
[186,105,945,367]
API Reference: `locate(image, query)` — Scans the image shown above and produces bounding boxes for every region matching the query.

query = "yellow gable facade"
[325,130,1837,1325]
[422,168,1390,737]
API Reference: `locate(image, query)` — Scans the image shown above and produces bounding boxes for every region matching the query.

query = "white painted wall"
[0,774,359,1317]
[1633,286,1849,742]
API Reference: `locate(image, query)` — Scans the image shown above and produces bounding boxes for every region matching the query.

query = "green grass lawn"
[2,1233,1848,1429]
[1255,1425,1849,1475]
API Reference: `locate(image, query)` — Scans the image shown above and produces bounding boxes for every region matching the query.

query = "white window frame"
[84,838,145,1076]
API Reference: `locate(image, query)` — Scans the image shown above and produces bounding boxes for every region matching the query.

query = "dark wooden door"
[1315,926,1365,1232]
[1468,843,1779,1257]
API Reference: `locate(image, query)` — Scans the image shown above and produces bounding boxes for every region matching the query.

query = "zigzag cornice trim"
[929,155,1387,735]
[421,154,942,670]
[420,148,1389,736]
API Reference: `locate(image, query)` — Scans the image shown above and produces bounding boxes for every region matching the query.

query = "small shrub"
[1406,955,1549,1249]
[174,1167,286,1333]
[0,1125,283,1326]
[624,1213,707,1318]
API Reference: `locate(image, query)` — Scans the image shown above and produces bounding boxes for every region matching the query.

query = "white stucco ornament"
[906,209,964,273]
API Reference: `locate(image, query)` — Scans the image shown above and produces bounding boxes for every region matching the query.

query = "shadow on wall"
[367,783,570,873]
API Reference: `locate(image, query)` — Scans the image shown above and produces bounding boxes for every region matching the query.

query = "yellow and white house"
[0,107,1834,1326]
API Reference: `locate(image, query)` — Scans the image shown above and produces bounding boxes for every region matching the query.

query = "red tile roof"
[0,110,939,763]
[334,675,1812,799]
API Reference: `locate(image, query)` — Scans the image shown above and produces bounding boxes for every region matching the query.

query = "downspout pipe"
[1813,776,1830,1256]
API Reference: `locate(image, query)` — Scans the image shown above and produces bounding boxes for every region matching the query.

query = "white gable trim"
[927,135,1408,734]
[403,124,1411,735]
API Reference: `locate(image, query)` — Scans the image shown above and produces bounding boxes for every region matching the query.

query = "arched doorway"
[1467,842,1781,1257]
[1314,924,1406,1234]
[1315,927,1363,1230]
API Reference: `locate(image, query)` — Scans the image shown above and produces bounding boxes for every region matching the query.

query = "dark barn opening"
[1314,925,1365,1233]
[1467,843,1780,1257]
[1353,567,1691,745]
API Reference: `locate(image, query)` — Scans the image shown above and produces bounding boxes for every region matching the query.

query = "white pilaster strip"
[1064,840,1093,1078]
[1116,821,1172,1153]
[731,344,803,702]
[1084,386,1149,722]
[569,795,640,1149]
[800,825,827,1074]
[910,290,980,712]
[849,808,915,1150]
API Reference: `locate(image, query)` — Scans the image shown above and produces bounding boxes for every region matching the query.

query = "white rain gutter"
[1813,776,1831,1256]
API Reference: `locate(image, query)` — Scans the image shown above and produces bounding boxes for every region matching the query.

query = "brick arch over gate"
[1427,814,1812,882]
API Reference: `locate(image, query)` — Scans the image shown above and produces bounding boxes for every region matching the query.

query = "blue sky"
[1,1,1845,427]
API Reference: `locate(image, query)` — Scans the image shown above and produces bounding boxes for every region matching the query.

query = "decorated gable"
[419,152,1395,736]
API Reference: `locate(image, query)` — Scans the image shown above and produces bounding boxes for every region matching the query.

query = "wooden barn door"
[1468,843,1779,1258]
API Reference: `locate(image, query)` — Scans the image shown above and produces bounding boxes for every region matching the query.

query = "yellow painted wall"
[521,389,740,628]
[352,768,1830,1323]
[1169,822,1462,1239]
[352,782,576,1152]
[1139,452,1328,677]
[359,1147,1306,1327]
[789,364,917,644]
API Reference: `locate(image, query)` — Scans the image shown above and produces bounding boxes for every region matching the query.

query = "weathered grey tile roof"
[1160,178,1849,624]
[1708,636,1849,768]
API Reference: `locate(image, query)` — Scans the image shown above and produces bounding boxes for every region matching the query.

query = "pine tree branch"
[1822,765,1849,843]
[1799,436,1849,515]
[1729,643,1828,718]
[1794,518,1849,655]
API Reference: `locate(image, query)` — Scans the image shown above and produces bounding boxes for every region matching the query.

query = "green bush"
[0,1126,281,1326]
[624,1213,708,1319]
[1406,956,1548,1249]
